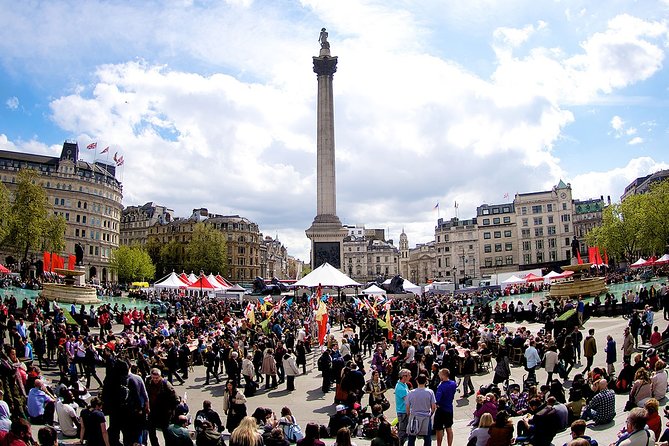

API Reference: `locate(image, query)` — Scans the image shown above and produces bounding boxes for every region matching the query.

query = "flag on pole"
[113,152,118,162]
[86,142,97,150]
[315,300,328,346]
[116,156,124,166]
[100,146,109,154]
[454,201,458,208]
[433,202,439,211]
[576,250,582,264]
[503,192,509,199]
[244,303,255,326]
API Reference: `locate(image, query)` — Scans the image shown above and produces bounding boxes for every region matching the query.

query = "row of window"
[520,202,568,215]
[480,206,512,215]
[483,256,514,267]
[483,243,514,253]
[482,230,513,239]
[481,216,512,225]
[522,250,571,264]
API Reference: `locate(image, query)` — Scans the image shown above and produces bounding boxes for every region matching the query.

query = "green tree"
[110,245,156,284]
[42,214,67,252]
[587,194,647,262]
[0,182,10,245]
[184,223,227,275]
[643,179,669,254]
[159,239,184,276]
[5,170,64,261]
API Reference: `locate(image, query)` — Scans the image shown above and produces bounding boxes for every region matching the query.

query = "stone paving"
[33,310,669,446]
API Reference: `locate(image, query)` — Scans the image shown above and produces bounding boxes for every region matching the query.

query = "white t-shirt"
[56,400,79,437]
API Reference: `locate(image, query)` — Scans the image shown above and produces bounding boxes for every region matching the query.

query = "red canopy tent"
[187,274,218,296]
[654,254,669,265]
[523,272,544,282]
[178,273,191,284]
[0,264,9,274]
[630,257,649,268]
[215,275,233,288]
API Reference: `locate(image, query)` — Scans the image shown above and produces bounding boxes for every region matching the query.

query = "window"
[504,230,512,237]
[549,251,557,261]
[485,258,493,267]
[482,218,490,225]
[482,209,490,215]
[82,216,87,224]
[495,244,502,252]
[533,217,543,225]
[492,208,500,214]
[94,247,99,256]
[75,229,79,237]
[535,240,544,250]
[506,255,513,265]
[566,250,571,259]
[495,256,503,266]
[548,238,557,248]
[65,213,69,221]
[547,204,553,212]
[522,241,531,251]
[522,218,529,227]
[81,230,86,237]
[534,227,544,236]
[483,232,491,239]
[484,245,492,253]
[532,205,542,214]
[565,238,571,246]
[494,231,501,238]
[502,206,510,213]
[536,252,544,262]
[503,216,511,223]
[564,224,570,232]
[563,203,567,210]
[547,226,556,235]
[505,243,513,251]
[521,229,530,238]
[493,217,500,224]
[524,254,532,264]
[89,246,94,255]
[548,215,554,224]
[59,198,65,206]
[561,214,571,222]
[76,215,81,223]
[521,207,527,215]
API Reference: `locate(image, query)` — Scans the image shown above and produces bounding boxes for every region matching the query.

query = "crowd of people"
[0,276,667,446]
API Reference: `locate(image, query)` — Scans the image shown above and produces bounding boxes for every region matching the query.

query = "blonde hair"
[645,398,659,413]
[478,413,494,428]
[230,417,261,446]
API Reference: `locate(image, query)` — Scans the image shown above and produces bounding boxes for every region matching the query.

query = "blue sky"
[1,0,668,261]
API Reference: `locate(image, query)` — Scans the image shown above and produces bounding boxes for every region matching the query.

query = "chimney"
[607,196,611,205]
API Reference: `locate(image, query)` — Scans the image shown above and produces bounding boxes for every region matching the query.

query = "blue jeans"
[397,413,409,446]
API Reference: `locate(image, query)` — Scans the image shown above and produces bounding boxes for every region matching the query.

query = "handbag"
[380,396,390,412]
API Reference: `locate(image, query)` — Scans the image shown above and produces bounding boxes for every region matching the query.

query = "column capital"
[313,56,338,77]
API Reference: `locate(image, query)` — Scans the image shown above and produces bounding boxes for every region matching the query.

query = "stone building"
[342,227,400,283]
[260,236,289,279]
[477,203,517,276]
[407,242,437,285]
[147,208,262,281]
[514,180,575,269]
[120,202,173,246]
[621,169,669,201]
[0,142,122,282]
[434,217,479,284]
[573,197,606,260]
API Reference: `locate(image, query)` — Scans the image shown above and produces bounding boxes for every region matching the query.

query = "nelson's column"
[306,28,347,270]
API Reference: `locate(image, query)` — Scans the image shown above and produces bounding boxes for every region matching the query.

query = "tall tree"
[110,245,156,283]
[643,180,669,254]
[184,223,227,275]
[5,170,64,261]
[158,239,184,277]
[0,181,10,246]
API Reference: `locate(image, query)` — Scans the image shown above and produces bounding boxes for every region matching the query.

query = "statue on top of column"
[319,28,330,49]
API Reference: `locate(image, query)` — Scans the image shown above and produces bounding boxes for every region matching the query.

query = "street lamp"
[452,266,458,290]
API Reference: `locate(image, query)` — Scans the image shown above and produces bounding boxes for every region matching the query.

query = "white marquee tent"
[502,275,525,285]
[292,262,362,288]
[382,278,422,295]
[363,284,386,296]
[154,272,189,289]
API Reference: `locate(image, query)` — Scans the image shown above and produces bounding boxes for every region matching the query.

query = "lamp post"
[452,266,458,290]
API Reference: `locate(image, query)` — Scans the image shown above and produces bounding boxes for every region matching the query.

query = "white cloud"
[0,2,667,260]
[628,136,644,145]
[5,97,18,110]
[571,157,669,202]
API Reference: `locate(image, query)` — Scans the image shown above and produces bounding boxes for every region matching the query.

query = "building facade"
[120,202,173,246]
[260,236,290,279]
[476,203,518,276]
[434,217,479,284]
[342,227,400,283]
[407,242,437,285]
[147,208,262,281]
[514,180,575,269]
[573,197,605,260]
[621,169,669,201]
[0,142,123,282]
